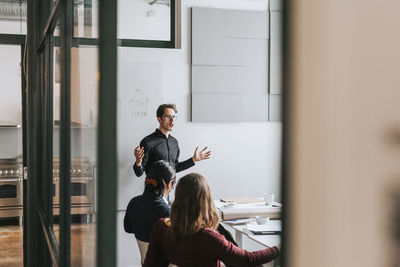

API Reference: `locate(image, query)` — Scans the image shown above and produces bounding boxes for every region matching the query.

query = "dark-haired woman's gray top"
[124,192,170,242]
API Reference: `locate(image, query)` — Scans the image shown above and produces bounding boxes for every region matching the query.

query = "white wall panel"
[220,9,269,39]
[219,38,268,66]
[192,66,245,93]
[192,7,220,65]
[192,93,244,122]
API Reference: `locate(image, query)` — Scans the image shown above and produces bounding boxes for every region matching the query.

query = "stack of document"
[215,198,282,221]
[220,206,281,220]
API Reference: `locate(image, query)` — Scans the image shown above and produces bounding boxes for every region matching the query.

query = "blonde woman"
[144,173,280,267]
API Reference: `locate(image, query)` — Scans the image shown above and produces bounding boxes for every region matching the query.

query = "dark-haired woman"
[124,160,176,264]
[144,173,280,267]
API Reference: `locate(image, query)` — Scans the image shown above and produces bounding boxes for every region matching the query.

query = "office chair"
[136,239,177,267]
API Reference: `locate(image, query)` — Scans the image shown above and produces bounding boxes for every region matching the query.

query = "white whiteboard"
[117,61,164,210]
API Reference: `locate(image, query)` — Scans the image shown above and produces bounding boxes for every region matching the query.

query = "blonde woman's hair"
[169,173,219,241]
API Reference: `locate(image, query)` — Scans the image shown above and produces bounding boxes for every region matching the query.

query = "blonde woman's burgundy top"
[143,219,280,267]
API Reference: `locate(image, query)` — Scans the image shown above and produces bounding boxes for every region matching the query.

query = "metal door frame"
[24,0,117,266]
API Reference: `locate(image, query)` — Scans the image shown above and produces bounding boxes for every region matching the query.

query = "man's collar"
[155,128,164,136]
[155,128,170,138]
[143,191,163,198]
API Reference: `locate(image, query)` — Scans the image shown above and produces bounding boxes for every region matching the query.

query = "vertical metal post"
[97,0,117,266]
[170,0,175,46]
[42,35,54,267]
[45,36,54,226]
[40,0,53,232]
[26,0,44,265]
[59,0,73,266]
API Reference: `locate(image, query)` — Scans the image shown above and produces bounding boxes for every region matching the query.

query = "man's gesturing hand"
[192,146,211,162]
[134,146,144,166]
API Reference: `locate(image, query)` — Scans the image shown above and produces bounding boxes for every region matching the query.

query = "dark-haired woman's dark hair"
[144,160,176,196]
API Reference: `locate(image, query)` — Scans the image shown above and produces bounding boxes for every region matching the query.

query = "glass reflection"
[73,0,98,38]
[118,0,170,40]
[69,45,98,266]
[0,0,27,35]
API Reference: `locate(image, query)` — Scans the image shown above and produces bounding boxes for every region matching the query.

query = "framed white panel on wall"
[191,7,269,122]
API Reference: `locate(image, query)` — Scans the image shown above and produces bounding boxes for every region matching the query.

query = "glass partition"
[53,27,61,243]
[73,0,98,38]
[69,44,98,266]
[0,0,27,35]
[118,0,170,41]
[0,43,23,266]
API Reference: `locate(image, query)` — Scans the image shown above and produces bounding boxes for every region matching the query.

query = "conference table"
[216,199,281,266]
[222,220,281,247]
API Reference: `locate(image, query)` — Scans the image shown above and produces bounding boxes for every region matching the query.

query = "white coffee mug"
[264,193,275,206]
[256,216,270,225]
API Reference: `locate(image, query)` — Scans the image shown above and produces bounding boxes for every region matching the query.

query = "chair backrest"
[136,238,177,267]
[136,239,149,265]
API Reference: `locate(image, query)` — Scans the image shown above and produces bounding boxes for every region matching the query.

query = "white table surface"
[230,221,281,247]
[215,200,281,249]
[221,220,281,249]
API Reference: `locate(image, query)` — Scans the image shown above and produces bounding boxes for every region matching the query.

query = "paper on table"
[223,218,256,225]
[220,197,264,204]
[247,222,282,233]
[220,206,281,221]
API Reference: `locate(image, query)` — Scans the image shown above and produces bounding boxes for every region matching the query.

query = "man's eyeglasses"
[163,115,177,120]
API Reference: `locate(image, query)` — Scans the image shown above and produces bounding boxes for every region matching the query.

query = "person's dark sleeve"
[161,203,171,217]
[133,140,149,177]
[211,230,280,267]
[174,146,195,173]
[143,221,169,267]
[133,163,144,177]
[217,223,238,247]
[123,204,134,233]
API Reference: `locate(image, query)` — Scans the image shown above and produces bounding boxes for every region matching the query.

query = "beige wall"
[286,0,400,266]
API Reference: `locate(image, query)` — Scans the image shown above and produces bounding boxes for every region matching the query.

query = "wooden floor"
[0,218,95,267]
[0,219,22,267]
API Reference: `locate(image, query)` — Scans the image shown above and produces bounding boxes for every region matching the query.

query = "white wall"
[117,1,281,266]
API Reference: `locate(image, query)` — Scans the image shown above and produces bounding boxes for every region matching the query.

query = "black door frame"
[24,0,118,266]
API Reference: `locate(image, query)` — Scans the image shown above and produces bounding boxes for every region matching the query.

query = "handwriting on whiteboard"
[118,89,152,121]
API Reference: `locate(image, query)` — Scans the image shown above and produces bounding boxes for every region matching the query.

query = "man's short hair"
[156,104,178,118]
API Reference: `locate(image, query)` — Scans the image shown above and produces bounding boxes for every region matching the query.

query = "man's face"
[158,108,176,132]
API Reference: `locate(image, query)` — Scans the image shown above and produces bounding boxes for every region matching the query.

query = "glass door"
[25,0,117,266]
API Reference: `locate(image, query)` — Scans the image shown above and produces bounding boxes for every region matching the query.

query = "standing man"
[133,104,211,177]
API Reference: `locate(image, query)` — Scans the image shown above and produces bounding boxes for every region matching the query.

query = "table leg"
[235,230,243,247]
